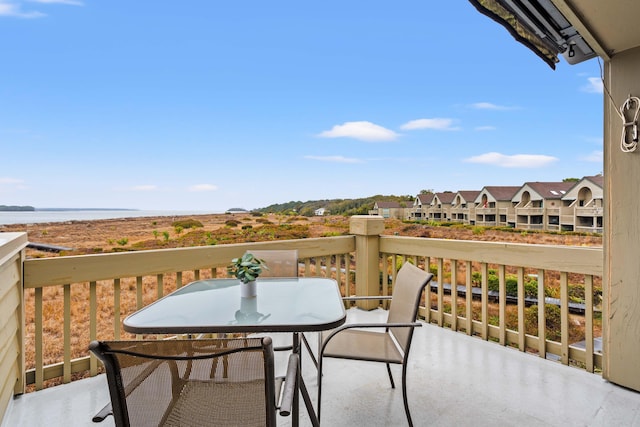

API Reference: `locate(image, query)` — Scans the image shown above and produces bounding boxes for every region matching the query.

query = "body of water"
[0,210,222,225]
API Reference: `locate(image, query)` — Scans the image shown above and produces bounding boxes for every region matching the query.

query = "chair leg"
[401,363,413,427]
[92,402,112,423]
[317,356,324,422]
[386,363,395,389]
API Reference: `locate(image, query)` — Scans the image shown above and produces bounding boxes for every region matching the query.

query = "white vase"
[240,280,257,298]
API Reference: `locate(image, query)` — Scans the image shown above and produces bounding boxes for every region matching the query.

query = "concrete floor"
[4,308,640,427]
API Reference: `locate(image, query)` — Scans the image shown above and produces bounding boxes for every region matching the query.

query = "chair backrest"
[248,250,299,278]
[90,337,276,427]
[387,262,434,352]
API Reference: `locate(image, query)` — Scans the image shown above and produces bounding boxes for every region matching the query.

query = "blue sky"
[0,1,603,211]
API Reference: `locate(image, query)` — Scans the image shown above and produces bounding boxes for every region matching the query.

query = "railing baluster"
[451,259,458,332]
[157,274,164,299]
[35,287,43,390]
[424,256,431,322]
[89,281,97,376]
[114,278,121,340]
[381,253,389,304]
[465,260,472,335]
[537,269,546,358]
[585,275,594,372]
[437,258,444,327]
[517,267,525,351]
[498,264,506,345]
[560,272,569,364]
[481,262,488,340]
[136,276,143,309]
[63,284,71,383]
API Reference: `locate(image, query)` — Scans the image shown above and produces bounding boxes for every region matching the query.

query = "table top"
[123,277,346,335]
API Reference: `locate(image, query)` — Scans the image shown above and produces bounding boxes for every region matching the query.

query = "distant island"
[0,205,35,212]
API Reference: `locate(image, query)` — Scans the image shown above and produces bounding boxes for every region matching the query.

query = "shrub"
[505,277,518,295]
[525,304,562,341]
[472,226,484,235]
[172,219,203,229]
[225,219,240,227]
[116,238,128,246]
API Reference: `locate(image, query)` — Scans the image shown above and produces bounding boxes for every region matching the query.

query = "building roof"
[456,191,481,203]
[434,192,456,204]
[416,193,434,204]
[479,186,521,201]
[584,175,604,188]
[522,181,574,200]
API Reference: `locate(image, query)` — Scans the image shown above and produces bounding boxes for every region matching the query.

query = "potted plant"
[227,252,267,297]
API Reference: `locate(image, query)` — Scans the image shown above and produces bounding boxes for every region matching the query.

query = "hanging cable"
[620,95,640,152]
[599,59,640,153]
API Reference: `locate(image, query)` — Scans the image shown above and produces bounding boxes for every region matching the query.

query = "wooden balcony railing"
[378,234,603,372]
[0,215,605,421]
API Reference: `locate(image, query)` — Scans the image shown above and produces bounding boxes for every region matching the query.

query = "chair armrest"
[278,353,299,417]
[342,295,393,301]
[320,322,422,354]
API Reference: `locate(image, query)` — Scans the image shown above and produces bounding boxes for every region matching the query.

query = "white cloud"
[463,152,558,168]
[0,0,82,18]
[317,121,398,142]
[580,150,603,162]
[0,2,45,18]
[469,102,514,110]
[475,125,496,131]
[188,184,219,192]
[304,155,364,164]
[0,177,24,184]
[130,185,158,191]
[581,77,603,94]
[29,0,83,4]
[400,118,460,131]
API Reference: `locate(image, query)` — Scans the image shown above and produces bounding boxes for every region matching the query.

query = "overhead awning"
[468,0,597,70]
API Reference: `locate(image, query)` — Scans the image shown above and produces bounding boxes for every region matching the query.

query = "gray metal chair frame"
[90,337,297,427]
[316,262,433,427]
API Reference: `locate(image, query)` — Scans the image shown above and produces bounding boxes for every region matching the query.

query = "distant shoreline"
[0,209,222,226]
[34,208,138,212]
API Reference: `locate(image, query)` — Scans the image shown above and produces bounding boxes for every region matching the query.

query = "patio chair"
[316,262,433,427]
[89,336,297,427]
[247,249,299,278]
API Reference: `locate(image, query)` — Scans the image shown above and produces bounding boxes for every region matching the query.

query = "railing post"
[350,215,384,310]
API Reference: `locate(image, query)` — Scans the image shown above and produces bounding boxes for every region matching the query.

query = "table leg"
[293,333,300,427]
[293,332,320,427]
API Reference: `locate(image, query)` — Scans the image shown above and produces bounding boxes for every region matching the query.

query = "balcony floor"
[4,308,640,427]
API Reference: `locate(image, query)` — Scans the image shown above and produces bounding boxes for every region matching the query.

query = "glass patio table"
[123,277,346,426]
